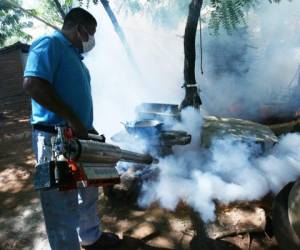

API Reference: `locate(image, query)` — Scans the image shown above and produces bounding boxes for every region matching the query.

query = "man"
[23,8,120,250]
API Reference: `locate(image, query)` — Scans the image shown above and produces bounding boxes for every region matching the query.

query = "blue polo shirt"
[24,31,93,129]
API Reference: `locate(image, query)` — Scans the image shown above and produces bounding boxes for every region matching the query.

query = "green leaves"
[0,0,291,48]
[113,0,290,34]
[208,0,256,34]
[0,0,72,48]
[37,0,63,25]
[0,0,31,47]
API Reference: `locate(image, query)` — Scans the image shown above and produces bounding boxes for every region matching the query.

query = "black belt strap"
[33,124,96,135]
[33,124,57,134]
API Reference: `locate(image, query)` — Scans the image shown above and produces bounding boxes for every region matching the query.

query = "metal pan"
[123,119,164,136]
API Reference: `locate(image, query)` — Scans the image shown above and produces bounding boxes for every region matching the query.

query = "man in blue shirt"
[23,8,119,250]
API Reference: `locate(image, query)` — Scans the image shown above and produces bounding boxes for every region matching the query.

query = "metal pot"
[123,119,164,137]
[135,103,181,121]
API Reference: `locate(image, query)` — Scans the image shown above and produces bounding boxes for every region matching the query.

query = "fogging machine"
[34,127,158,190]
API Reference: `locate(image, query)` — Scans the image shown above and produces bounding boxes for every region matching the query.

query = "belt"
[33,124,57,134]
[33,124,96,135]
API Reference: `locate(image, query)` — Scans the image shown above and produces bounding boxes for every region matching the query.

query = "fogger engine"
[34,127,158,191]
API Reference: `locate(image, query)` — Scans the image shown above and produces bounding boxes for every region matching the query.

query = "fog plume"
[85,1,300,221]
[86,1,300,137]
[139,108,300,221]
[200,1,300,120]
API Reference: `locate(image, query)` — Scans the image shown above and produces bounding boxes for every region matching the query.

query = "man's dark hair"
[62,8,97,30]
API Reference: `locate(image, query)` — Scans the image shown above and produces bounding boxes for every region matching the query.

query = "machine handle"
[88,133,106,142]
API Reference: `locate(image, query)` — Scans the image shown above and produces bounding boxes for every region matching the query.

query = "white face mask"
[82,34,95,53]
[79,27,95,53]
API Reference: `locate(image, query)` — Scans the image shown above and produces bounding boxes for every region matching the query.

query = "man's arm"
[23,76,88,138]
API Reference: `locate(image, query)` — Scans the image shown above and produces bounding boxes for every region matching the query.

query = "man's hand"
[295,108,300,117]
[67,116,89,139]
[88,127,99,135]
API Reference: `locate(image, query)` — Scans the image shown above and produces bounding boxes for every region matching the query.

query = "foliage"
[114,0,190,28]
[33,0,74,27]
[0,0,32,47]
[0,0,292,48]
[0,0,74,48]
[208,0,256,34]
[112,0,290,33]
[37,1,64,27]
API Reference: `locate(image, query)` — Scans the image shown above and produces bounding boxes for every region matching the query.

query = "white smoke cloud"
[86,1,300,137]
[200,1,300,120]
[138,109,300,222]
[85,6,185,138]
[84,1,300,221]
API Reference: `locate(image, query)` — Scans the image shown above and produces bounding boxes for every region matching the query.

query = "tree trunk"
[100,0,142,77]
[53,0,65,19]
[180,0,203,110]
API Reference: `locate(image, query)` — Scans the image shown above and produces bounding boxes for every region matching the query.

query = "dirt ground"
[0,137,281,250]
[0,110,280,250]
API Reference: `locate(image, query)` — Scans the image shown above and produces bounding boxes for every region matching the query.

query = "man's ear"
[77,24,89,41]
[75,24,81,35]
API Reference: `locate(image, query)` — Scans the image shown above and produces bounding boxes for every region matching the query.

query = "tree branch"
[53,0,66,19]
[99,0,142,77]
[3,0,60,30]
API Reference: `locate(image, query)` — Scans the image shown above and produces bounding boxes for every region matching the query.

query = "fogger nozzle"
[64,139,158,165]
